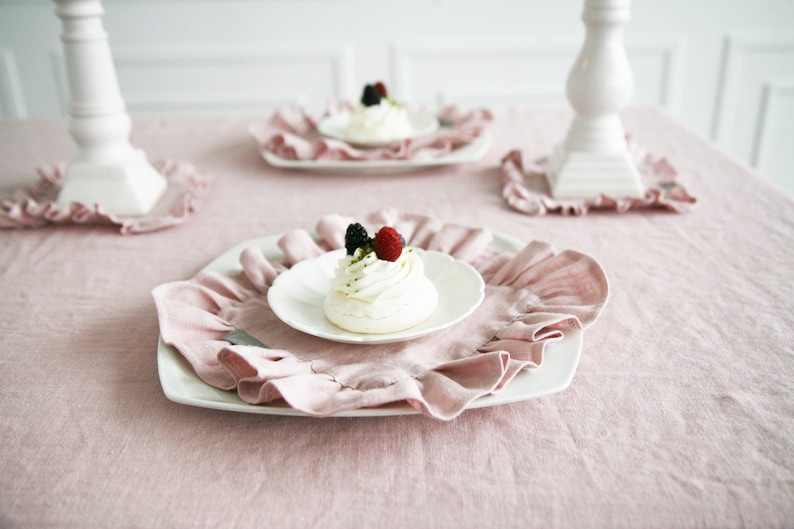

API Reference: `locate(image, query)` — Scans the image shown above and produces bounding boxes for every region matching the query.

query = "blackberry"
[345,223,371,255]
[361,84,381,107]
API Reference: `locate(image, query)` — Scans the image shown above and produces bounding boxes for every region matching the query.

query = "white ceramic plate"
[157,232,584,417]
[317,110,439,147]
[268,249,484,345]
[262,130,491,175]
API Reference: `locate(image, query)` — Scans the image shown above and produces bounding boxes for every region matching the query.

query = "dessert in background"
[344,82,413,143]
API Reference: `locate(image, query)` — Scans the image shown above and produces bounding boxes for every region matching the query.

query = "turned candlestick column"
[53,0,166,216]
[546,0,645,199]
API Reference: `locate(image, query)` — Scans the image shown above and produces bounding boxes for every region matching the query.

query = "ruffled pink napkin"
[0,160,212,234]
[501,138,698,215]
[152,209,608,420]
[248,104,492,161]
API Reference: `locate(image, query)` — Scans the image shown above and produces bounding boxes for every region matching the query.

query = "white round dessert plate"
[157,232,585,417]
[317,110,439,147]
[267,249,483,345]
[262,130,491,175]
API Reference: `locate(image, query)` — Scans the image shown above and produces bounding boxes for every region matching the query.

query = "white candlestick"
[546,0,645,199]
[53,0,167,216]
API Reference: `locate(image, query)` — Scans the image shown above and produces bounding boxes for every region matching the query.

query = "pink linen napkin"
[0,160,212,234]
[501,138,698,215]
[248,104,492,162]
[152,209,609,420]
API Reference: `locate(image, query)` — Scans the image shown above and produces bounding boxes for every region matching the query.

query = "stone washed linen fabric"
[0,159,212,233]
[152,210,609,419]
[249,103,492,161]
[500,138,698,215]
[2,108,792,529]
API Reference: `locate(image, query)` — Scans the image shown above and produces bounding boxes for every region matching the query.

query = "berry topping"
[361,84,382,107]
[345,223,372,255]
[374,81,388,97]
[373,226,405,262]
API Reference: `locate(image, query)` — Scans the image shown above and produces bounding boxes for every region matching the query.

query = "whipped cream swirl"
[330,247,424,303]
[345,100,412,143]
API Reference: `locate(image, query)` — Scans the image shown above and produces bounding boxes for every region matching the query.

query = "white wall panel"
[625,36,687,114]
[713,32,794,192]
[48,49,68,116]
[49,43,356,116]
[1,0,793,194]
[391,38,576,108]
[391,35,685,113]
[752,78,794,195]
[0,48,27,119]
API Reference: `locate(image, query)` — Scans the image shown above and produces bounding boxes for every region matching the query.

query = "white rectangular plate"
[157,232,583,417]
[262,131,491,174]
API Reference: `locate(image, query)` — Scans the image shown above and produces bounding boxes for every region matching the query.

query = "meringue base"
[324,276,438,334]
[344,102,412,144]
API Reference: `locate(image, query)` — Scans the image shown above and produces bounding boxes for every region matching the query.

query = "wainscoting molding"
[626,35,687,114]
[0,48,27,119]
[390,35,686,112]
[711,31,794,192]
[1,1,791,193]
[51,42,356,116]
[713,32,794,147]
[752,77,794,181]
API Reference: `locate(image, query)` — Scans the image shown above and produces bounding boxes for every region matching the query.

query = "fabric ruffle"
[249,104,492,162]
[0,160,212,234]
[152,209,609,419]
[501,138,698,215]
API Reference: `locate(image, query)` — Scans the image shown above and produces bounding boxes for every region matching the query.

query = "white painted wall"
[1,0,793,194]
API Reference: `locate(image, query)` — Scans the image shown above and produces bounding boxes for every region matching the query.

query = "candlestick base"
[56,149,168,216]
[545,145,645,199]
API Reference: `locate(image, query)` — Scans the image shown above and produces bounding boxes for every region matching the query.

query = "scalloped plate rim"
[267,248,485,345]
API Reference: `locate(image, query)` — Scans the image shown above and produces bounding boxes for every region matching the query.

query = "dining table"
[1,104,792,529]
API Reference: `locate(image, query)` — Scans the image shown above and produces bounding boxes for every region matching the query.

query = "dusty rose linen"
[0,159,212,234]
[248,104,492,161]
[152,210,608,419]
[501,138,698,215]
[3,108,793,529]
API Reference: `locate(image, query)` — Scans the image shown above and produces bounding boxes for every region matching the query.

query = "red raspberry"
[374,81,388,97]
[373,226,404,262]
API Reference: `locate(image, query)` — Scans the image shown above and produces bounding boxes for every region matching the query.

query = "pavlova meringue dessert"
[344,82,413,143]
[324,223,438,334]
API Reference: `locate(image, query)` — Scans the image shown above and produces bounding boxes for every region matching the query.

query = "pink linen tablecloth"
[1,107,792,529]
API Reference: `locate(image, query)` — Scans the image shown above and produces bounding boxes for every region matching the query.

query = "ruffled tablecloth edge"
[500,138,698,216]
[0,159,213,234]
